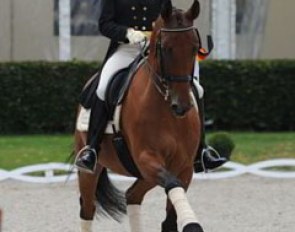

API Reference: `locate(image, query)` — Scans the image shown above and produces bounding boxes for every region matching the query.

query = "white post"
[211,0,236,59]
[59,0,71,61]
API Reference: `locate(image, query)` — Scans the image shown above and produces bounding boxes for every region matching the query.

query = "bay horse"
[75,1,203,231]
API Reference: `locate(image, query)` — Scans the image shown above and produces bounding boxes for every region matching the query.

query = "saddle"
[104,52,146,178]
[105,55,145,119]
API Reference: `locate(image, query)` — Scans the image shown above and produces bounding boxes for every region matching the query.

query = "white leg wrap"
[127,204,142,232]
[168,187,199,231]
[80,219,93,232]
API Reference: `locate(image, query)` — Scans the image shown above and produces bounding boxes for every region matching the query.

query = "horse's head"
[149,0,201,117]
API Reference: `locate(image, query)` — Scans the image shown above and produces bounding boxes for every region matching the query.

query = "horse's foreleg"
[126,180,155,232]
[167,187,203,232]
[78,166,102,232]
[75,129,99,231]
[163,168,203,232]
[162,167,199,232]
[137,151,203,232]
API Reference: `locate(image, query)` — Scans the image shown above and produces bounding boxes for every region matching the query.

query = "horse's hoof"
[183,223,204,232]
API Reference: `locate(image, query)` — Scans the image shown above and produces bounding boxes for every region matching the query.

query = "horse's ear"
[185,0,200,21]
[161,0,173,21]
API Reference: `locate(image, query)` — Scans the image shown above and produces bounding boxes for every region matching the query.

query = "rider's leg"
[75,44,140,173]
[192,62,227,172]
[75,97,108,173]
[192,84,227,173]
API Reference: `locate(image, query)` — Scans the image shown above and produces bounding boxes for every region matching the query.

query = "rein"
[160,26,195,32]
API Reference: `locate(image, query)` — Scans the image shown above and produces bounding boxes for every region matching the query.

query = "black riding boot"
[194,95,227,173]
[75,97,109,173]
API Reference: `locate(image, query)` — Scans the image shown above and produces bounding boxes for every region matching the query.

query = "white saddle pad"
[76,106,122,134]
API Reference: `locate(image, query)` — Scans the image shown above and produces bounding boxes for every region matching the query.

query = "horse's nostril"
[177,108,186,116]
[171,104,186,117]
[171,104,178,111]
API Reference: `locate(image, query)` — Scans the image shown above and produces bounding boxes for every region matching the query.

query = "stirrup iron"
[199,146,222,173]
[74,146,97,174]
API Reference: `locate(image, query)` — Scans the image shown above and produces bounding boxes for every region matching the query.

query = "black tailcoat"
[100,0,164,61]
[80,0,164,108]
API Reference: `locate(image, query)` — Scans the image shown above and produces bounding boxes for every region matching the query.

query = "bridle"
[149,26,201,101]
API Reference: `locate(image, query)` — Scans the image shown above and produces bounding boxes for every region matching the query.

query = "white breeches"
[96,43,141,100]
[193,79,204,99]
[96,43,204,100]
[193,60,204,98]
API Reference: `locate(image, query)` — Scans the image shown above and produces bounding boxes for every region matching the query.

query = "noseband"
[151,26,200,101]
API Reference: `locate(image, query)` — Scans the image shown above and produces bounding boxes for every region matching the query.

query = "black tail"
[95,168,126,221]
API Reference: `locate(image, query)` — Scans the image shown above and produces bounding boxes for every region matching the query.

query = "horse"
[74,1,204,231]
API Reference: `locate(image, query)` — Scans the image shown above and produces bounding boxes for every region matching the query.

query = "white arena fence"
[0,159,295,184]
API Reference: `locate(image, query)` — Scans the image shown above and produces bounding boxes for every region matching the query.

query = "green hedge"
[201,60,295,131]
[0,62,98,134]
[0,60,294,134]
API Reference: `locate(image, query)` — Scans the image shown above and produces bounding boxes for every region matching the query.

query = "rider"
[75,0,226,173]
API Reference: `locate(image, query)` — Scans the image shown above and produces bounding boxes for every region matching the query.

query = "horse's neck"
[122,60,171,122]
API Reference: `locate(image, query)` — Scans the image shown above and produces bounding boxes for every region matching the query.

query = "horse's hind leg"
[126,180,155,232]
[78,165,102,232]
